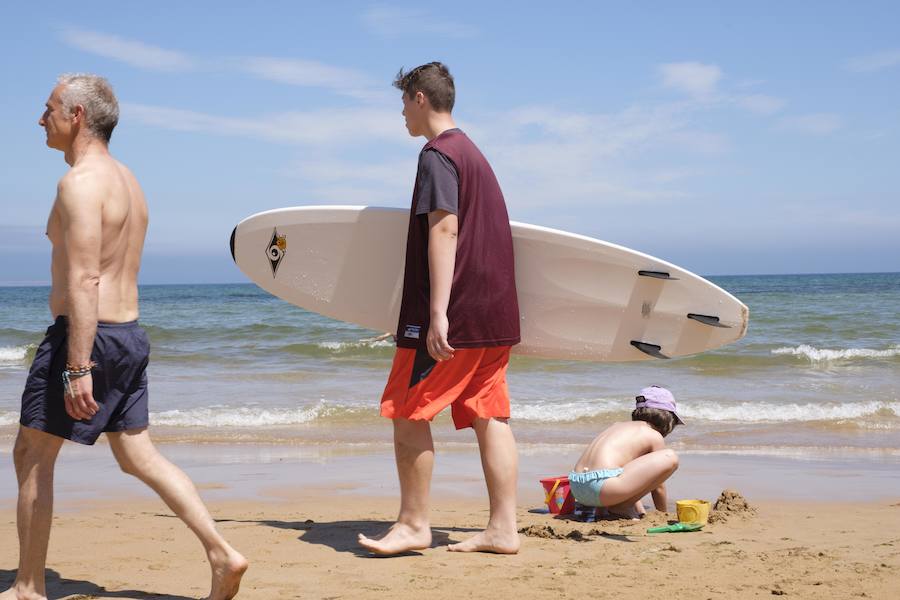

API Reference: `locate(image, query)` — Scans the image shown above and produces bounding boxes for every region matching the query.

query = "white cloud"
[237,57,388,101]
[361,5,477,38]
[123,103,400,145]
[778,113,842,135]
[660,65,785,116]
[60,28,390,102]
[61,28,196,71]
[659,62,722,99]
[843,49,900,73]
[733,94,786,115]
[468,103,716,212]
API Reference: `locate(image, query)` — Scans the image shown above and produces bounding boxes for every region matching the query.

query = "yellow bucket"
[676,499,710,524]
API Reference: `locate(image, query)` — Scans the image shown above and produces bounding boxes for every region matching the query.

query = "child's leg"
[598,449,678,509]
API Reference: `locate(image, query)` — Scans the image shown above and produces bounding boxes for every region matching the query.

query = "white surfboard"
[230,206,748,362]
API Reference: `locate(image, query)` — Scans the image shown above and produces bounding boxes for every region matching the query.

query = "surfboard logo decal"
[266,228,287,277]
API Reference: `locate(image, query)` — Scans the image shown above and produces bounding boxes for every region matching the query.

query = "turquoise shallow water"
[1,273,898,457]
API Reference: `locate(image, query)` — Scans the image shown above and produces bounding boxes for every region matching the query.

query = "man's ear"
[71,104,86,125]
[415,90,427,107]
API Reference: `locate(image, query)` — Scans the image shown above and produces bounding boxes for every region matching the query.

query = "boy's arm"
[426,209,458,361]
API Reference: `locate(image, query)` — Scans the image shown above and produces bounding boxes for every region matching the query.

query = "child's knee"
[662,449,679,472]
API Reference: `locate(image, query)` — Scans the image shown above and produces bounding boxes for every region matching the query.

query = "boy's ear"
[415,90,427,107]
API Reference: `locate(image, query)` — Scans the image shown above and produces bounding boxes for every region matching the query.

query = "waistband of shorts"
[52,315,140,329]
[568,468,625,484]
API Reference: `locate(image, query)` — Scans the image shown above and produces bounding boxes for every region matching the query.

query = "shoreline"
[1,437,897,509]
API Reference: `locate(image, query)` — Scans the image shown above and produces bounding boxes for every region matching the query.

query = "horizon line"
[1,270,899,288]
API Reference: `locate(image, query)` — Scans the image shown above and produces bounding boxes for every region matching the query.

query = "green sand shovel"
[647,522,704,533]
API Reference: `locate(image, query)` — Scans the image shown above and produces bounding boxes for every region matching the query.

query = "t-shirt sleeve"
[414,149,459,216]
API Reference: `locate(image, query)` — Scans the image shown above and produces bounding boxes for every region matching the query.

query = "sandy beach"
[1,490,898,599]
[1,440,898,600]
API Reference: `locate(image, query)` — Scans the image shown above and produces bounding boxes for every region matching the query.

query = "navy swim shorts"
[20,316,150,445]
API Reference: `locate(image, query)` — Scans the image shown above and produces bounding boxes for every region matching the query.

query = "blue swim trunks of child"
[20,316,151,445]
[567,468,625,507]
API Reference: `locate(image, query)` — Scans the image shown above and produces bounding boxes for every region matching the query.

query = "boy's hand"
[427,312,455,361]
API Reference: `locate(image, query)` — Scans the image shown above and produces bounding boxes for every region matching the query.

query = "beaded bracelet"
[62,361,96,397]
[65,361,97,374]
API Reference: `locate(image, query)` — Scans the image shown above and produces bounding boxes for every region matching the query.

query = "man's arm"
[426,209,458,361]
[57,173,103,419]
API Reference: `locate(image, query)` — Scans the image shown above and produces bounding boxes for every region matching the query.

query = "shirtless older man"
[0,74,247,600]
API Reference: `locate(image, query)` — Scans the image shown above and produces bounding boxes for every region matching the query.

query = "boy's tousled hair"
[632,407,678,437]
[393,62,455,112]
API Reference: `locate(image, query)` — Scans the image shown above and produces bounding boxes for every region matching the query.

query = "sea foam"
[512,399,899,424]
[772,344,900,362]
[0,346,28,365]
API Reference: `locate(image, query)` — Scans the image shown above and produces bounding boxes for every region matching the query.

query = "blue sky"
[1,1,898,285]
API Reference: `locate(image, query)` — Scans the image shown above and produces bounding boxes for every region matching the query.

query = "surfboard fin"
[687,313,730,328]
[230,227,237,262]
[638,270,679,280]
[630,341,670,359]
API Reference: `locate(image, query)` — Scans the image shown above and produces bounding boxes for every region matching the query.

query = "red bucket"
[540,475,575,515]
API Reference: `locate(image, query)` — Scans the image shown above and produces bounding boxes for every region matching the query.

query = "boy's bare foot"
[358,522,432,555]
[447,528,520,554]
[0,586,47,600]
[207,548,249,600]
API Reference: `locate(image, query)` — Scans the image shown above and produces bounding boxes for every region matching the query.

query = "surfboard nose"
[230,226,236,262]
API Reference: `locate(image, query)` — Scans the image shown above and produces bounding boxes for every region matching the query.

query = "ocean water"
[1,273,898,459]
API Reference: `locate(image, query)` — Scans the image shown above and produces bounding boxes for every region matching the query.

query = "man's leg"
[448,417,520,554]
[0,427,64,600]
[106,429,247,600]
[358,418,434,554]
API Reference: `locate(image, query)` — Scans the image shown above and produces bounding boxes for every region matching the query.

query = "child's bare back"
[573,421,663,473]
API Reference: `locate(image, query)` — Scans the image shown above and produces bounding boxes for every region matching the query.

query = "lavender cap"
[635,385,685,425]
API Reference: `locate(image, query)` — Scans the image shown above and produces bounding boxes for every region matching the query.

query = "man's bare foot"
[0,585,47,600]
[358,522,432,555]
[447,528,520,554]
[207,547,249,600]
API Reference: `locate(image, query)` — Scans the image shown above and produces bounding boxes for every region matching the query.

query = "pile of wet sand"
[709,488,755,523]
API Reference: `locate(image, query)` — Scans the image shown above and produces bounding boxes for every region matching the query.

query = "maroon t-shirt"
[396,129,520,349]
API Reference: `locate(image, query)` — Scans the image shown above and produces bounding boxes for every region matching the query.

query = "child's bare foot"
[447,528,520,554]
[207,547,249,600]
[358,522,432,555]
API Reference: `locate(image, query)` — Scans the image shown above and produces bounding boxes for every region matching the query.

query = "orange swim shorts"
[380,346,512,429]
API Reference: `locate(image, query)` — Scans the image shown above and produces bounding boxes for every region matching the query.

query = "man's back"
[47,153,147,322]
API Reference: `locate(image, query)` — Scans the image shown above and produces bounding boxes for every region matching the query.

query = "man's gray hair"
[57,73,119,143]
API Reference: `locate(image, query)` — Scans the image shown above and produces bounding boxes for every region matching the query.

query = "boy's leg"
[358,418,434,554]
[106,428,247,600]
[447,417,520,554]
[0,427,64,600]
[599,449,678,510]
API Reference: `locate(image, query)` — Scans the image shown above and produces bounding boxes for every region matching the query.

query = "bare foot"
[358,522,432,555]
[603,508,641,521]
[207,547,249,600]
[0,586,47,600]
[447,528,520,554]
